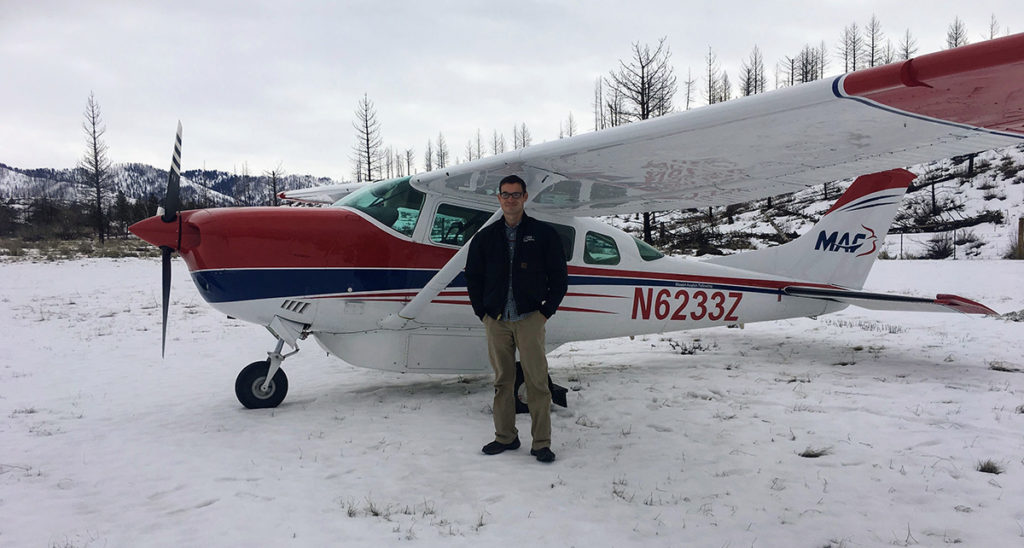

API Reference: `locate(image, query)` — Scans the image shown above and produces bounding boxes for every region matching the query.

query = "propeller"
[159,122,183,357]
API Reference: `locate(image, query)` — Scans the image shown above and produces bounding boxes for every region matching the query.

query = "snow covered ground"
[2,258,1022,547]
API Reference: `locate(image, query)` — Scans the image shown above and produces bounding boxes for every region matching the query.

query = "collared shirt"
[502,221,524,321]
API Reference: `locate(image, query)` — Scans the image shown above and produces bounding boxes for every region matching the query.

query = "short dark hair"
[499,174,526,194]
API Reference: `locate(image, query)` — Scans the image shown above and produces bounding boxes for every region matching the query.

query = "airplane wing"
[410,33,1024,216]
[783,286,997,315]
[278,182,365,205]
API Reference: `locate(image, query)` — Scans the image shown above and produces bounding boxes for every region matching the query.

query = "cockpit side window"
[430,203,492,246]
[584,231,620,265]
[545,222,575,262]
[335,176,424,236]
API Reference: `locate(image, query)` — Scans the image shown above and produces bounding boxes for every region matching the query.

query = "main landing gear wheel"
[235,360,289,409]
[513,361,569,414]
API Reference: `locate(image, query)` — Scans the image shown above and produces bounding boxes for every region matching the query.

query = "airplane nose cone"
[129,212,200,250]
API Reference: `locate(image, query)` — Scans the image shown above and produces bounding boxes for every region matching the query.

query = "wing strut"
[379,208,503,329]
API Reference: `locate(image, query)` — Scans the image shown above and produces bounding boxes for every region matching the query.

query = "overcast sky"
[1,0,1020,181]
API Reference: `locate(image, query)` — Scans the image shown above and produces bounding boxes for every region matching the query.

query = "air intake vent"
[281,300,311,314]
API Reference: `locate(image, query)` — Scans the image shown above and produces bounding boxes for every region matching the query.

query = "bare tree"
[394,149,405,177]
[404,148,415,175]
[988,13,1002,39]
[491,130,506,155]
[264,163,285,206]
[560,112,577,138]
[475,129,484,159]
[683,68,696,109]
[946,17,969,49]
[880,40,896,65]
[898,28,918,60]
[817,41,830,78]
[352,93,382,182]
[383,145,394,178]
[605,86,626,127]
[794,44,824,83]
[79,91,112,243]
[779,56,797,88]
[435,132,449,168]
[234,162,261,206]
[424,139,433,172]
[739,45,767,96]
[353,157,364,182]
[837,23,864,71]
[513,123,532,149]
[593,77,606,130]
[865,15,884,67]
[704,45,722,105]
[607,37,677,119]
[719,71,731,102]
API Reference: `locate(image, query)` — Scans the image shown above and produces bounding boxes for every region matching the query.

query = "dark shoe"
[482,437,520,455]
[530,447,556,463]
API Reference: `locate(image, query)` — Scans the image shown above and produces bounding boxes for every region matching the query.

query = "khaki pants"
[483,311,551,450]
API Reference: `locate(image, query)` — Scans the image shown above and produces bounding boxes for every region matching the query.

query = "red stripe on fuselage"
[568,265,837,291]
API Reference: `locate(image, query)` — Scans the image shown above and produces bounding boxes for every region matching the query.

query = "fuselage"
[132,177,843,373]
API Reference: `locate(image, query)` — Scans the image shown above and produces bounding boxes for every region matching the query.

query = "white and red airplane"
[131,34,1024,409]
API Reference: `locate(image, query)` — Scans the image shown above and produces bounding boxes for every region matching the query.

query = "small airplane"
[131,33,1024,409]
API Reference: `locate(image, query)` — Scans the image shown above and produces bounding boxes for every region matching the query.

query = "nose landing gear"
[235,338,298,409]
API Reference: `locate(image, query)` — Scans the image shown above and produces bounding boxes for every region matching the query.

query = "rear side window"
[430,204,492,246]
[633,236,664,261]
[584,231,620,265]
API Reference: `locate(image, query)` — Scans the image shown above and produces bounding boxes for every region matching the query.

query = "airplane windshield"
[334,176,424,236]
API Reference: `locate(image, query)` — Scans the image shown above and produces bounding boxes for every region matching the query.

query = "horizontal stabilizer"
[784,286,997,315]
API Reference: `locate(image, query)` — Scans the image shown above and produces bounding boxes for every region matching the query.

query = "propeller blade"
[161,246,172,357]
[158,122,182,357]
[162,121,183,222]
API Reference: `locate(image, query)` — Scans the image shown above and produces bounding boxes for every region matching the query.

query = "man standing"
[465,174,568,463]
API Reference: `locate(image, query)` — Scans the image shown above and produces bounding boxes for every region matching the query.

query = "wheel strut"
[261,338,298,393]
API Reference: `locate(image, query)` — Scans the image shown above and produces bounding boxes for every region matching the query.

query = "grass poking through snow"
[976,459,1004,475]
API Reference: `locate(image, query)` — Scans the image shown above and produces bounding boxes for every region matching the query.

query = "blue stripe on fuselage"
[190,268,782,303]
[191,268,464,303]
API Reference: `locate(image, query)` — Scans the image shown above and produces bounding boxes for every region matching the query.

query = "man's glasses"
[499,191,524,200]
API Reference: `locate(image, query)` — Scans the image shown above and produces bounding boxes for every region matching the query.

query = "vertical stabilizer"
[706,169,915,289]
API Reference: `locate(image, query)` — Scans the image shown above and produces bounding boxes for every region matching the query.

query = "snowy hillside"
[0,162,337,207]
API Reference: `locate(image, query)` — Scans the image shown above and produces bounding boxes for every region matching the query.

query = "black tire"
[235,360,288,409]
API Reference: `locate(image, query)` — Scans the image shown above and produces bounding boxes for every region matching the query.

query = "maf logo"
[814,225,877,257]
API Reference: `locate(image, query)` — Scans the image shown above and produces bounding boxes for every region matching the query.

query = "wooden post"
[1017,217,1023,259]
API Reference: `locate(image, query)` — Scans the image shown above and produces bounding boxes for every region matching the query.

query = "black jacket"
[465,213,568,320]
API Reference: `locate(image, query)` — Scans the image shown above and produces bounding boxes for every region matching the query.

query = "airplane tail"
[706,168,916,289]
